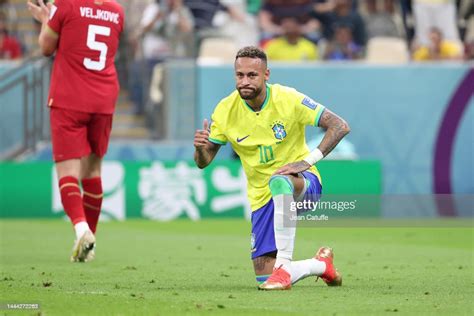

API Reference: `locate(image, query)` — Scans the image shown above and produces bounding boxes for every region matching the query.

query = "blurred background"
[0,0,473,221]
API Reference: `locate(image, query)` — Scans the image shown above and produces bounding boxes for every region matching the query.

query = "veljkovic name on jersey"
[80,7,120,24]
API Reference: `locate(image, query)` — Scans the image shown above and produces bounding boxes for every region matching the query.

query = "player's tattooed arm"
[274,161,311,175]
[194,142,220,169]
[275,109,349,175]
[317,109,351,156]
[194,119,221,169]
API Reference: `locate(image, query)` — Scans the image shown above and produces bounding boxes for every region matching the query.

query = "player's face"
[235,57,269,100]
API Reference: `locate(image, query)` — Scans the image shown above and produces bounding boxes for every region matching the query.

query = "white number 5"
[83,25,111,71]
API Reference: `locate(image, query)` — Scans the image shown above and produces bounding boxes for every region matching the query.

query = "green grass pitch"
[0,219,472,315]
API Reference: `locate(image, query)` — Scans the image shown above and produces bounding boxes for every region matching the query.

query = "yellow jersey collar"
[242,83,271,113]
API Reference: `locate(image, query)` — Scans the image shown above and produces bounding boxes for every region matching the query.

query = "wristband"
[303,148,324,166]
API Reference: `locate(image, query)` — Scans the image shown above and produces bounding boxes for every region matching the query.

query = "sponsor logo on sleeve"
[301,96,320,110]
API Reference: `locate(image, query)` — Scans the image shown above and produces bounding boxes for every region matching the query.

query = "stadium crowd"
[116,0,473,114]
[1,1,473,118]
[120,0,474,62]
[1,0,473,62]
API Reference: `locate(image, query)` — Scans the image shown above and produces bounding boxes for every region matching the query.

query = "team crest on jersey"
[271,121,287,140]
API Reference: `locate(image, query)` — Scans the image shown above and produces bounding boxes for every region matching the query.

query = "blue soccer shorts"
[250,171,322,259]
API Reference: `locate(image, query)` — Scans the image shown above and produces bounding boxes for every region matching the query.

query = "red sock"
[59,176,86,225]
[81,177,103,234]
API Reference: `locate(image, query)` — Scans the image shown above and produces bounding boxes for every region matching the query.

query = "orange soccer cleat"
[315,247,342,286]
[258,265,292,290]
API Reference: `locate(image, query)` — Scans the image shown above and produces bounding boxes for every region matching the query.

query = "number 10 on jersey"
[258,145,274,164]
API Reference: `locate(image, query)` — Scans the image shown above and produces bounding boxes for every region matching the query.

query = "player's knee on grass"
[253,251,277,284]
[269,175,294,196]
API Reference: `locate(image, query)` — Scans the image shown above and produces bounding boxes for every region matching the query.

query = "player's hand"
[27,0,52,24]
[273,160,311,176]
[194,119,210,151]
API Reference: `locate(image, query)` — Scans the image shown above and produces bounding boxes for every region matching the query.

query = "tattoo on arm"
[194,142,220,168]
[317,109,351,156]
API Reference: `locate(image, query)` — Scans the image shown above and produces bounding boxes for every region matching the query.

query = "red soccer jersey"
[47,0,124,114]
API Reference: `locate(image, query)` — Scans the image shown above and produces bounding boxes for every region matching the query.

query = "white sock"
[290,258,327,284]
[273,194,296,271]
[74,221,90,240]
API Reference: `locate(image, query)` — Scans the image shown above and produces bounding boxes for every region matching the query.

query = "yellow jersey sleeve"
[293,91,326,126]
[209,109,228,145]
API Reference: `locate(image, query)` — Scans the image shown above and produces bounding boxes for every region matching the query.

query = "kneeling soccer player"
[193,46,350,290]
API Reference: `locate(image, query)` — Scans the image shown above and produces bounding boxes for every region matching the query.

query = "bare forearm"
[38,22,57,56]
[38,21,49,47]
[194,149,212,169]
[317,109,350,156]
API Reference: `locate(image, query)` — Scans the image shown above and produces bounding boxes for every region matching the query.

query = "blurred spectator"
[412,27,463,61]
[362,0,404,39]
[399,0,415,43]
[185,0,245,49]
[130,0,194,115]
[137,0,194,59]
[118,0,152,57]
[413,0,459,46]
[461,0,474,60]
[216,0,259,48]
[0,0,17,35]
[465,41,474,60]
[0,13,21,59]
[265,16,319,61]
[312,0,367,46]
[259,0,321,43]
[324,24,363,60]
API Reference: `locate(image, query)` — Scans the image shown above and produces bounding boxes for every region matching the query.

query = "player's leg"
[82,113,113,236]
[80,154,103,235]
[253,252,276,285]
[288,247,341,286]
[260,172,342,289]
[250,200,278,286]
[56,158,86,232]
[50,107,95,262]
[289,172,342,286]
[259,174,304,290]
[271,174,305,269]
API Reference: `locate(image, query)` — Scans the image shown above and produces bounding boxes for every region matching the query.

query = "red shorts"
[50,107,113,162]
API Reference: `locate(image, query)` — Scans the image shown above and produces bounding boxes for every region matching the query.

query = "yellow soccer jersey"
[209,83,325,211]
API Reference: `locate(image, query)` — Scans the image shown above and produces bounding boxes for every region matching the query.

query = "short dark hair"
[235,46,267,65]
